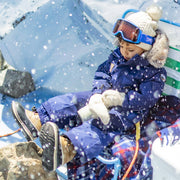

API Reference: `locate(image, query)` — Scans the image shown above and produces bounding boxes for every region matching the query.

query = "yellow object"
[136,121,141,141]
[122,121,140,180]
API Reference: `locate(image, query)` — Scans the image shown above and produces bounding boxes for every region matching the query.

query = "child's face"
[119,40,144,61]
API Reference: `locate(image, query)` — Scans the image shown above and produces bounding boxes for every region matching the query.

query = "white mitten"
[88,94,110,125]
[102,89,125,108]
[77,94,110,125]
[77,105,94,122]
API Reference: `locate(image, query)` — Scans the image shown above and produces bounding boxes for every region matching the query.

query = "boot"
[39,122,76,171]
[60,135,76,165]
[11,101,42,141]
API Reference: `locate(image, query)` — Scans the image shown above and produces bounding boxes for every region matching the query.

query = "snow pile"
[0,0,113,95]
[0,0,114,148]
[152,137,180,179]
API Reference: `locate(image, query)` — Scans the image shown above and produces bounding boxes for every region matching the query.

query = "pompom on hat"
[125,5,162,51]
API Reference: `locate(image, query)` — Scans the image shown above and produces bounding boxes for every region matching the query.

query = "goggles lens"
[113,19,154,45]
[113,19,140,42]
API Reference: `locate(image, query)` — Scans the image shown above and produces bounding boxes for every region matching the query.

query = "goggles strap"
[140,33,155,45]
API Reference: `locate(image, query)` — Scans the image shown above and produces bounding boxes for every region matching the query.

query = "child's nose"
[125,50,129,55]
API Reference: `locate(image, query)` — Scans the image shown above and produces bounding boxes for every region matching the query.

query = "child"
[11,5,169,172]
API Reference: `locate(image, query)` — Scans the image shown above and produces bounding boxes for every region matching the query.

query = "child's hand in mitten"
[102,90,125,108]
[78,94,110,125]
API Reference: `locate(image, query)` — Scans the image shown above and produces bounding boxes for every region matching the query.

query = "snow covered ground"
[0,0,180,179]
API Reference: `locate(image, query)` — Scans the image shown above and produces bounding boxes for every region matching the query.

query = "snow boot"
[11,101,42,141]
[39,122,76,171]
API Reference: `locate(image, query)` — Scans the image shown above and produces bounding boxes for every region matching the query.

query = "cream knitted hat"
[126,5,162,51]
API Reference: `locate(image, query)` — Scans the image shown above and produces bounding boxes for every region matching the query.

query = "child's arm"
[122,69,167,111]
[91,55,114,95]
[77,54,114,125]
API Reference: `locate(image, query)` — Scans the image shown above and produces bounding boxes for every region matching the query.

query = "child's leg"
[64,120,120,161]
[40,120,120,171]
[37,91,91,129]
[11,91,91,141]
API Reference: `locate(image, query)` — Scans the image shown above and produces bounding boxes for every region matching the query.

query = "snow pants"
[37,91,121,162]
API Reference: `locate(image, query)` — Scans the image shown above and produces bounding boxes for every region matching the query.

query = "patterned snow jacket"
[91,47,167,132]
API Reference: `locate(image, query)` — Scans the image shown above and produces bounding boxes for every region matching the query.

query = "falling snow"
[0,0,180,179]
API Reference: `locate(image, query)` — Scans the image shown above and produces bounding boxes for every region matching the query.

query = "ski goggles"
[113,19,155,45]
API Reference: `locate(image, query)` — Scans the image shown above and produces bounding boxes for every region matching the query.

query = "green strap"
[165,57,180,72]
[165,76,180,89]
[169,46,180,52]
[163,47,180,94]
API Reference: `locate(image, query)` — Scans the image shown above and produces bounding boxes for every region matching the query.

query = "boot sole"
[11,101,38,141]
[40,122,62,171]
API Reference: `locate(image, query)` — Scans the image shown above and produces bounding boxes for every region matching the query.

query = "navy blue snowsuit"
[37,47,167,162]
